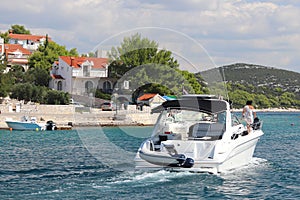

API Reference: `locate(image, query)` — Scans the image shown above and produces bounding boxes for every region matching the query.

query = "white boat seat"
[189,123,225,139]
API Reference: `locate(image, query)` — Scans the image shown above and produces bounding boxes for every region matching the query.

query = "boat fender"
[182,158,194,168]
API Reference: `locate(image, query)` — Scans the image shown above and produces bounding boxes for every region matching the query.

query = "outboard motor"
[46,120,57,131]
[182,158,194,168]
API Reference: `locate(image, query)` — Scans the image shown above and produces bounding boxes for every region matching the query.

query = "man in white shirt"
[242,100,256,134]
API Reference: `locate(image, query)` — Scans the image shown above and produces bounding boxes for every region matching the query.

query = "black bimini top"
[152,98,228,114]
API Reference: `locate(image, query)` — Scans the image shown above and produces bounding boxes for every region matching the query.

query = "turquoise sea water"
[0,112,299,199]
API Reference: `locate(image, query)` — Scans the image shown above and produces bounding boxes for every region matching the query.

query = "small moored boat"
[5,116,57,131]
[5,116,46,131]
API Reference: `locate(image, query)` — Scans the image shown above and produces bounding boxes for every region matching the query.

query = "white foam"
[94,170,194,188]
[220,157,269,176]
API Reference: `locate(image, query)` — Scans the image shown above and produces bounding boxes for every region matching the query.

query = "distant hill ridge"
[204,63,300,94]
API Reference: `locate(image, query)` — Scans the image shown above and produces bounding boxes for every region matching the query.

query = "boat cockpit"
[152,108,227,142]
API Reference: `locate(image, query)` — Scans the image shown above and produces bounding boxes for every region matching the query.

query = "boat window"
[152,108,227,141]
[232,114,241,126]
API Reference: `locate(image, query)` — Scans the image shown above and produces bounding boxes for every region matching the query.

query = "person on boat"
[242,100,256,134]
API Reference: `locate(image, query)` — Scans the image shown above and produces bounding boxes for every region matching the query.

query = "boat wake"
[93,170,194,188]
[220,157,269,176]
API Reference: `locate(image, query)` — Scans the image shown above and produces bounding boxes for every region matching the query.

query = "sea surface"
[0,112,299,199]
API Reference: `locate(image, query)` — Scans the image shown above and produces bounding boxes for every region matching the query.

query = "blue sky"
[1,0,300,73]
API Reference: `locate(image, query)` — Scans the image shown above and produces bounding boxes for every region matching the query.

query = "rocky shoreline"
[0,104,159,129]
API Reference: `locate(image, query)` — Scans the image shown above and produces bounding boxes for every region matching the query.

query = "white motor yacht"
[135,95,264,174]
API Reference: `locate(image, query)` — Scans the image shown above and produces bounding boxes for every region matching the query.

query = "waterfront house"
[1,33,50,72]
[0,38,31,72]
[8,33,51,52]
[137,93,166,108]
[49,56,112,96]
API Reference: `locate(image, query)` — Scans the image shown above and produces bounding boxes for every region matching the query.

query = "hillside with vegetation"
[1,25,299,108]
[201,63,300,109]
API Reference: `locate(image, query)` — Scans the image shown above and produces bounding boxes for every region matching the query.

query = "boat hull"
[135,130,263,174]
[5,121,45,131]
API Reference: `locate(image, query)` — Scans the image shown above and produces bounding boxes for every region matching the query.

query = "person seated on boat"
[174,111,182,122]
[166,109,181,122]
[202,114,212,121]
[242,100,256,134]
[166,110,175,122]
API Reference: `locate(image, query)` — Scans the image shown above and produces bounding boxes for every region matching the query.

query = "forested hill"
[221,63,300,93]
[200,63,300,108]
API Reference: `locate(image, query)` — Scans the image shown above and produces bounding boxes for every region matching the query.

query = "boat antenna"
[220,66,230,102]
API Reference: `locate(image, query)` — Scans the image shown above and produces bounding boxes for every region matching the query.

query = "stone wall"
[0,104,158,128]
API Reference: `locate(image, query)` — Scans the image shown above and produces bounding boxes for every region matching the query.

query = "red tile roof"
[51,74,64,79]
[138,93,157,101]
[4,44,31,55]
[9,33,51,42]
[59,56,108,69]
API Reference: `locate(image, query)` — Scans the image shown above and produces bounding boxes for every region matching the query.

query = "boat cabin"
[151,96,231,142]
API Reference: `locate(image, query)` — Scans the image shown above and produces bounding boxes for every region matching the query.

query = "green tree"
[228,90,253,108]
[108,33,179,78]
[268,96,280,108]
[25,68,51,87]
[279,92,295,107]
[46,90,70,105]
[0,73,13,97]
[179,70,208,94]
[107,33,212,100]
[0,32,9,43]
[10,83,33,102]
[255,94,271,108]
[10,24,31,34]
[8,65,25,83]
[29,41,78,70]
[0,24,31,44]
[119,64,198,101]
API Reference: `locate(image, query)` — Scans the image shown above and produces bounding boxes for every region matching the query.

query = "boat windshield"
[152,108,226,140]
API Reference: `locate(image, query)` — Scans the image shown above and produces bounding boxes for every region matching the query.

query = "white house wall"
[58,58,73,93]
[72,68,106,78]
[51,57,108,95]
[8,39,42,52]
[90,69,107,77]
[72,77,100,95]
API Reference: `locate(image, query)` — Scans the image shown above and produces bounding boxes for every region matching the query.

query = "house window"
[85,81,93,93]
[83,65,90,77]
[124,80,129,89]
[57,81,62,91]
[103,81,112,93]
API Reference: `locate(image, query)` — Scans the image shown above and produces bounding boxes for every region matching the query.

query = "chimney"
[70,57,74,67]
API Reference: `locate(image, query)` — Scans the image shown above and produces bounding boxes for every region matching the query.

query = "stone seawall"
[0,104,158,128]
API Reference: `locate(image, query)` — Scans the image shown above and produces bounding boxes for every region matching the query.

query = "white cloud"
[1,0,300,72]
